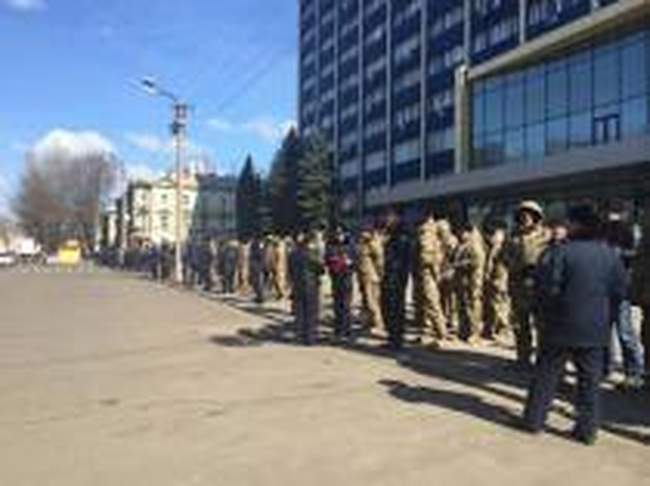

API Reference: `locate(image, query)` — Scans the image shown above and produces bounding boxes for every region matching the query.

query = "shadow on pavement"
[204,291,649,446]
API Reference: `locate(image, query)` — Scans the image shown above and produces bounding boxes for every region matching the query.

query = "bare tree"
[13,151,117,252]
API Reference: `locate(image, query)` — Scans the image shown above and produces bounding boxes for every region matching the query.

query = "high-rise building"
[298,0,650,221]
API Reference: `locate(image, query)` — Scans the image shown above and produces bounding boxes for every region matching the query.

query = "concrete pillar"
[454,65,471,175]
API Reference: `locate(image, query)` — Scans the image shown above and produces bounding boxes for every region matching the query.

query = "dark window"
[472,89,485,135]
[484,130,504,167]
[505,73,525,129]
[621,36,648,100]
[504,128,525,165]
[546,117,568,156]
[525,122,545,162]
[485,86,504,132]
[621,96,649,137]
[594,44,620,107]
[569,52,592,114]
[547,63,569,119]
[569,110,592,148]
[526,67,545,123]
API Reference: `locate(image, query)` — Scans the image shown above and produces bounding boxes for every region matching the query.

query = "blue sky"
[0,0,298,213]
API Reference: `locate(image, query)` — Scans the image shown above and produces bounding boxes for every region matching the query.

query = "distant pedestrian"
[631,202,650,387]
[293,230,324,345]
[325,227,355,342]
[249,236,266,304]
[524,204,626,445]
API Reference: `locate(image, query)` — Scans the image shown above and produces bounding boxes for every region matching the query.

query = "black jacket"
[535,239,626,348]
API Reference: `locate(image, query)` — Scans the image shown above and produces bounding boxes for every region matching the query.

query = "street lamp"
[139,77,189,284]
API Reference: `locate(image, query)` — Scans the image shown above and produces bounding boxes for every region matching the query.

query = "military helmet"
[517,200,544,220]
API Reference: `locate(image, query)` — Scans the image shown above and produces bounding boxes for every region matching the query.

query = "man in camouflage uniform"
[269,236,288,300]
[237,240,251,295]
[381,210,412,350]
[632,202,650,386]
[505,201,549,369]
[357,223,385,332]
[417,212,448,348]
[437,219,460,337]
[293,229,325,346]
[456,223,486,345]
[484,225,510,342]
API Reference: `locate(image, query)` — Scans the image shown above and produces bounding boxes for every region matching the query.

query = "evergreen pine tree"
[296,134,333,231]
[235,155,262,240]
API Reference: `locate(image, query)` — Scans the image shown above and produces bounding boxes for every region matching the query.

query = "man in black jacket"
[523,204,627,445]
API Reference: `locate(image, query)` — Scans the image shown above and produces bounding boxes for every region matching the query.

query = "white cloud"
[4,0,46,12]
[125,133,168,153]
[29,129,115,169]
[206,117,234,133]
[126,163,159,182]
[207,116,296,144]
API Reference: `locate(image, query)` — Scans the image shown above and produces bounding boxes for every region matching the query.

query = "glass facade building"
[298,0,649,216]
[472,29,650,169]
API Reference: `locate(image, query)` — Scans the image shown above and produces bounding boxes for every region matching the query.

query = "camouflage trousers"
[484,286,511,338]
[359,276,384,330]
[440,278,459,335]
[511,291,537,365]
[420,268,448,341]
[460,276,483,341]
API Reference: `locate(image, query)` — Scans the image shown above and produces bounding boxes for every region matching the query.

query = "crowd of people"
[109,199,650,445]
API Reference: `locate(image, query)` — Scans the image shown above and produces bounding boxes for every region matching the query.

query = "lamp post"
[140,77,188,284]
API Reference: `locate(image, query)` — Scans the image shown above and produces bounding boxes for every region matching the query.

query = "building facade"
[298,0,650,221]
[104,172,236,248]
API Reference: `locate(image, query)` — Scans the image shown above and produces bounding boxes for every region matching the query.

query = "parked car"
[0,252,17,267]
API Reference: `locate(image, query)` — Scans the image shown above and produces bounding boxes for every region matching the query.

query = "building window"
[472,28,650,169]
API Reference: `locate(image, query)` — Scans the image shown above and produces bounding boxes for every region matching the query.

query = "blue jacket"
[535,239,626,348]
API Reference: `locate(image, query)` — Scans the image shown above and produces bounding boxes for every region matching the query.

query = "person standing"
[505,201,549,370]
[237,239,251,295]
[604,212,645,390]
[456,223,486,345]
[437,219,460,337]
[221,239,239,294]
[269,236,288,300]
[417,212,448,348]
[294,230,324,345]
[523,204,626,445]
[325,227,355,342]
[249,236,266,304]
[632,203,650,388]
[381,210,412,351]
[357,222,385,332]
[484,225,510,342]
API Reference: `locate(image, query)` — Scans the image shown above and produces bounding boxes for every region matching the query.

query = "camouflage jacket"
[505,225,549,289]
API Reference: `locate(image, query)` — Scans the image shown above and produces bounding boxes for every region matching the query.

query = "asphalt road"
[0,271,648,486]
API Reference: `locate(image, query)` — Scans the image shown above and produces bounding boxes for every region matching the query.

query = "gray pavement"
[0,271,648,486]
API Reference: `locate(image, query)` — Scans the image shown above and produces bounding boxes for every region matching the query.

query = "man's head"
[548,218,568,243]
[567,204,602,240]
[384,208,400,232]
[516,200,544,230]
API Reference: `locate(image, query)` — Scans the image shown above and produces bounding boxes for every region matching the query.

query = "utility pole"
[171,102,188,284]
[139,77,189,284]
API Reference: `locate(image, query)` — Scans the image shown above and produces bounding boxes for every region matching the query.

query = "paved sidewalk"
[0,272,648,486]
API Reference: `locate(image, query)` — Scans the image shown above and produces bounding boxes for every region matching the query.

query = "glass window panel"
[546,117,568,156]
[569,55,592,114]
[484,131,504,167]
[473,91,485,135]
[621,96,648,138]
[485,87,504,132]
[505,129,525,165]
[526,68,545,123]
[621,38,647,100]
[505,77,524,129]
[547,66,569,119]
[569,111,592,148]
[525,123,545,163]
[594,45,620,107]
[472,131,485,170]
